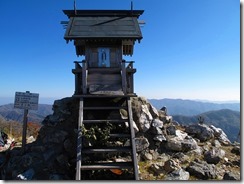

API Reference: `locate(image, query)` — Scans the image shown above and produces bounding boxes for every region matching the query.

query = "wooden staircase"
[76,96,139,180]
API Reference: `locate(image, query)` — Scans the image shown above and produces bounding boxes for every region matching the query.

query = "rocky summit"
[0,97,240,180]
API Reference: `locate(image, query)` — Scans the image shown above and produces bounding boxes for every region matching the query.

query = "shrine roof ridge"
[63,9,144,18]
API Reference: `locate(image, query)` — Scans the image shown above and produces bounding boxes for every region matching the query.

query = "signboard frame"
[14,91,39,152]
[14,91,39,110]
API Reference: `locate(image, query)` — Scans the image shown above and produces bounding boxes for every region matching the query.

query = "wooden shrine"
[63,9,144,96]
[62,8,144,180]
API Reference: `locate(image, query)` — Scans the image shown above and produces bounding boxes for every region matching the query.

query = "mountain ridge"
[0,103,53,123]
[148,98,240,116]
[173,109,240,142]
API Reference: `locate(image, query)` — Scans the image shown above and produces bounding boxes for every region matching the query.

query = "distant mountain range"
[0,104,53,123]
[149,98,240,116]
[173,109,240,142]
[0,99,240,142]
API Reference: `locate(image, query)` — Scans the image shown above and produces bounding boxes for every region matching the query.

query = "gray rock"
[153,134,166,142]
[148,104,159,119]
[125,137,149,152]
[204,148,225,164]
[209,125,231,145]
[185,124,214,142]
[166,125,176,135]
[181,137,198,152]
[231,146,240,155]
[186,160,217,179]
[131,97,155,132]
[166,137,182,151]
[151,119,164,128]
[223,172,240,180]
[163,159,181,173]
[150,126,163,135]
[141,151,153,160]
[139,105,153,132]
[175,130,188,140]
[212,140,221,148]
[166,132,198,152]
[172,153,190,165]
[164,169,190,180]
[165,116,173,123]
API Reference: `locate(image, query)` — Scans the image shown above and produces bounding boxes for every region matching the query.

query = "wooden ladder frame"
[75,96,139,180]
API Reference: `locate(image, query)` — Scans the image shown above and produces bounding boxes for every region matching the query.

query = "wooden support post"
[121,60,127,94]
[74,61,80,94]
[21,91,30,153]
[21,109,28,153]
[127,97,139,180]
[76,98,83,180]
[129,62,134,93]
[82,60,87,94]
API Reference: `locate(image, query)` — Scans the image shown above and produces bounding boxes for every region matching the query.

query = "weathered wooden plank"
[82,61,87,94]
[83,106,126,110]
[82,146,131,153]
[87,73,122,86]
[80,162,133,170]
[88,68,121,74]
[121,60,127,94]
[127,97,139,180]
[76,98,83,180]
[83,119,128,123]
[72,94,137,98]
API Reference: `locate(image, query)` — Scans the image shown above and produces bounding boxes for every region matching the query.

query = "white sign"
[14,91,39,110]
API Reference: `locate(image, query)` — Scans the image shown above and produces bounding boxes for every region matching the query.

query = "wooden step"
[73,94,137,98]
[80,162,133,170]
[82,146,131,153]
[88,68,121,74]
[83,106,126,110]
[83,119,128,123]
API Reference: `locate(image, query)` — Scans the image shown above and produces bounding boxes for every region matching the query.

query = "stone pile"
[0,96,240,180]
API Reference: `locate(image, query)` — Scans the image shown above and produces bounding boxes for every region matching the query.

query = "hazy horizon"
[0,96,240,106]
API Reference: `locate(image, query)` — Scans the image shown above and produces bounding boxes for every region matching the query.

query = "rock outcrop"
[0,96,240,180]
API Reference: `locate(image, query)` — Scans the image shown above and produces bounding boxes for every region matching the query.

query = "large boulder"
[166,130,198,152]
[125,136,150,153]
[223,172,240,180]
[185,124,214,142]
[164,169,190,180]
[209,125,231,145]
[186,159,217,179]
[204,148,225,164]
[131,97,161,132]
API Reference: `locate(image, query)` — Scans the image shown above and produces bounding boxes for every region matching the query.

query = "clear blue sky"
[0,0,241,104]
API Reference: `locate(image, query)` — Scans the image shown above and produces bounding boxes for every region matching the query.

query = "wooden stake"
[21,91,30,153]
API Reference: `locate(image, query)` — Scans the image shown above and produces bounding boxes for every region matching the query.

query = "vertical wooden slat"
[74,61,81,95]
[121,60,127,94]
[126,97,139,180]
[76,98,84,180]
[82,60,87,94]
[130,62,134,93]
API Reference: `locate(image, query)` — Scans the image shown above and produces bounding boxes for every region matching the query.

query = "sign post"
[14,91,39,153]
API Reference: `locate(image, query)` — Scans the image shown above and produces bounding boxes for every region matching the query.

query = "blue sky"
[0,0,241,104]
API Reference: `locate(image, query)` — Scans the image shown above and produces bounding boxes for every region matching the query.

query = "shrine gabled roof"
[63,10,144,41]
